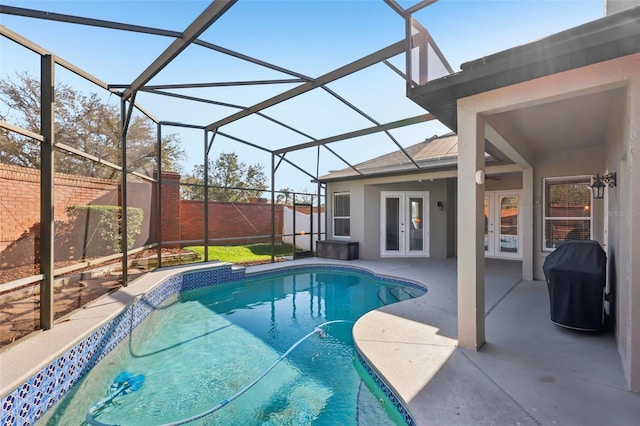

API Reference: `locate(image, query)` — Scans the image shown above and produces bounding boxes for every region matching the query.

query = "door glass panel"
[484,196,489,251]
[409,198,423,251]
[385,197,400,251]
[499,196,518,253]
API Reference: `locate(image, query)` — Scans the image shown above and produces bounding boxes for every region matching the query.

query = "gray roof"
[409,5,640,132]
[319,133,462,181]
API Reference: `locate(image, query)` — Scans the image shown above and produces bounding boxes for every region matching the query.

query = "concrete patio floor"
[251,257,640,425]
[2,257,639,425]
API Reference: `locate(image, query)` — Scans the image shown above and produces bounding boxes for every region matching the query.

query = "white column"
[627,76,640,392]
[522,168,534,280]
[457,108,485,350]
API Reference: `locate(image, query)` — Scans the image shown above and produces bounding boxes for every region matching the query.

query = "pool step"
[377,286,419,305]
[390,287,414,301]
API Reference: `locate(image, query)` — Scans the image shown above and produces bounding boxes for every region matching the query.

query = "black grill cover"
[543,240,606,331]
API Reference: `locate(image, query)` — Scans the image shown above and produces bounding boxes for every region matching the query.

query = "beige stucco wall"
[326,51,640,389]
[533,146,606,279]
[456,53,640,391]
[326,165,523,261]
[484,172,522,192]
[604,67,640,393]
[446,178,457,257]
[326,175,457,260]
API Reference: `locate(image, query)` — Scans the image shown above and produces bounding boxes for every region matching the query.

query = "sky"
[0,0,604,194]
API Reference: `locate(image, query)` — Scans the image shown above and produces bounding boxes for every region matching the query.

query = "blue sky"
[0,0,603,193]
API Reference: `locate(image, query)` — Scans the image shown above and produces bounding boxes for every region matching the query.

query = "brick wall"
[0,164,155,267]
[0,164,117,255]
[1,164,285,272]
[151,172,181,247]
[179,200,283,244]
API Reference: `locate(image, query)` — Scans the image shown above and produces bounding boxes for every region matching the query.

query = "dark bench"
[316,240,359,260]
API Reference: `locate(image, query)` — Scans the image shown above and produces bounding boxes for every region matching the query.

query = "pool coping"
[1,260,428,425]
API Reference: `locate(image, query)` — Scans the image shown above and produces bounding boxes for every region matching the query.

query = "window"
[543,176,592,250]
[333,192,350,238]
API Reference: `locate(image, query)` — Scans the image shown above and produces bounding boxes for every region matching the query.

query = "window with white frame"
[333,192,350,238]
[543,176,592,250]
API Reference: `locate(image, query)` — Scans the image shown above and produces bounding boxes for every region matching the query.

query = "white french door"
[380,191,429,257]
[484,191,521,259]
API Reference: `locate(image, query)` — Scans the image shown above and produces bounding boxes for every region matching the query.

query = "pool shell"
[1,263,426,426]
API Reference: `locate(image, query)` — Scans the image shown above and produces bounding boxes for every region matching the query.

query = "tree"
[276,187,294,205]
[181,152,268,202]
[0,72,185,177]
[294,188,315,205]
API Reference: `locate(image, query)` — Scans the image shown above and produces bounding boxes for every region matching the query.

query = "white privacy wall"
[282,207,325,251]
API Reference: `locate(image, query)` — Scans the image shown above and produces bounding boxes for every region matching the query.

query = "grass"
[184,243,295,264]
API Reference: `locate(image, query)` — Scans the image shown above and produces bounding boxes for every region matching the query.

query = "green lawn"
[184,243,294,264]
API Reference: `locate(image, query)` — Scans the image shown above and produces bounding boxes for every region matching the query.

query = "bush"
[66,205,144,254]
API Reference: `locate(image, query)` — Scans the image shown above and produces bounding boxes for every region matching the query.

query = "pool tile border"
[1,263,421,426]
[246,264,427,294]
[356,351,416,426]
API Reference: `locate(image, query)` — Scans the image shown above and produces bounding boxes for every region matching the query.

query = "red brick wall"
[179,200,283,244]
[151,172,181,247]
[0,164,117,254]
[2,164,286,269]
[0,164,156,267]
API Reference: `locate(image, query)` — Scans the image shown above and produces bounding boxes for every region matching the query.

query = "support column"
[270,153,275,263]
[156,123,162,268]
[457,108,485,350]
[204,130,209,262]
[522,168,534,280]
[120,99,128,286]
[40,54,54,330]
[627,77,640,392]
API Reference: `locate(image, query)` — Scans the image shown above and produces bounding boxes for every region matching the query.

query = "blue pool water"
[40,269,425,425]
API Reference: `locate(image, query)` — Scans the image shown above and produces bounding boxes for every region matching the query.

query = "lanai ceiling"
[486,87,627,155]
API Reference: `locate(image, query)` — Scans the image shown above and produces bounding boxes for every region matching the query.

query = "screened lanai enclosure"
[0,0,452,346]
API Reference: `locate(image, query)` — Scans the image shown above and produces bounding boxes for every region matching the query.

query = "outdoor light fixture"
[437,201,444,211]
[590,172,616,199]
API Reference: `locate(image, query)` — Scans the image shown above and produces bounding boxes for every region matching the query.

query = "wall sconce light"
[590,172,616,199]
[437,201,444,211]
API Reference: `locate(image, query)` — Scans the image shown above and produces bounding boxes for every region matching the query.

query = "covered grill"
[542,240,606,331]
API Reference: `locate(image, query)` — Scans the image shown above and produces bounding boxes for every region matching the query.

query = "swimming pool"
[37,267,426,425]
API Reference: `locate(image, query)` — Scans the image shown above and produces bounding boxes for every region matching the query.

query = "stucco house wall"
[532,146,606,279]
[324,4,640,388]
[454,52,640,391]
[605,64,640,391]
[326,172,460,260]
[326,168,525,261]
[484,172,521,192]
[326,52,639,391]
